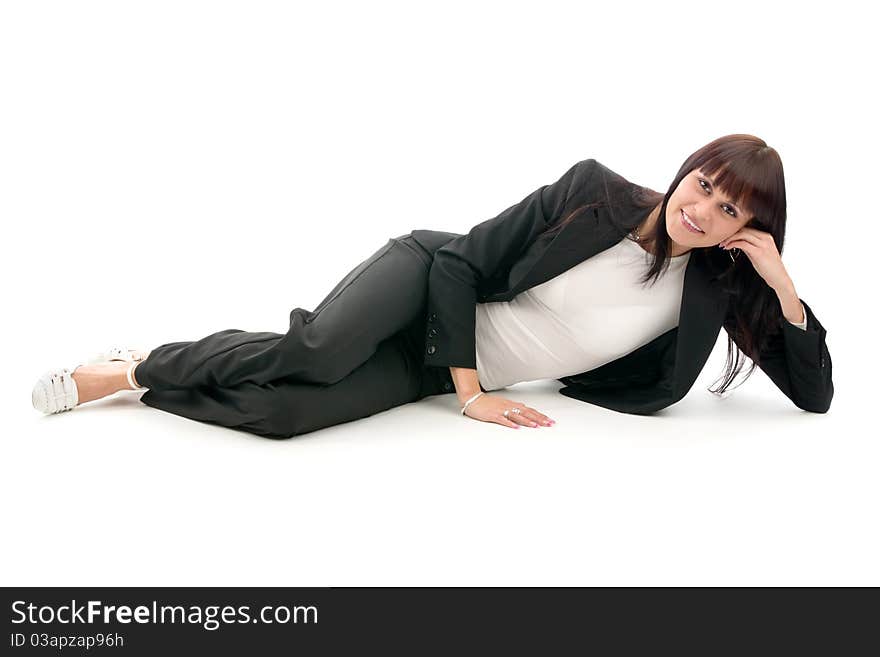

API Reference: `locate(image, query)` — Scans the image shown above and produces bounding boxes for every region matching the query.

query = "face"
[665,167,752,248]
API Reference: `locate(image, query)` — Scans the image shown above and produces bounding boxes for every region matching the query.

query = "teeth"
[682,210,703,232]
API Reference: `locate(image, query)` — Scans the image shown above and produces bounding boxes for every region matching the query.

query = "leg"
[133,234,433,391]
[139,325,443,439]
[69,361,140,404]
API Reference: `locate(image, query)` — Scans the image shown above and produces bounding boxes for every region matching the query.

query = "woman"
[31,134,834,437]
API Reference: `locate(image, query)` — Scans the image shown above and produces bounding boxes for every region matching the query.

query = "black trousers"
[134,233,463,439]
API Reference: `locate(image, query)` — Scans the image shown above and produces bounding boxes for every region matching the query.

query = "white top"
[474,236,808,391]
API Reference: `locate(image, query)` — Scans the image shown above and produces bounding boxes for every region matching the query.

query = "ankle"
[128,362,145,390]
[101,362,142,394]
[70,365,122,404]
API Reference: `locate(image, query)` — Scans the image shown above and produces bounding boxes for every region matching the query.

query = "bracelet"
[461,391,485,416]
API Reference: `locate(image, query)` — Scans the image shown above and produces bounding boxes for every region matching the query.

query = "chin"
[667,219,704,247]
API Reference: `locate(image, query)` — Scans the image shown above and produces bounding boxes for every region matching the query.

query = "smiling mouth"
[680,209,704,234]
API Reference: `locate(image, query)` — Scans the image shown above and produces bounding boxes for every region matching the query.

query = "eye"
[698,178,738,218]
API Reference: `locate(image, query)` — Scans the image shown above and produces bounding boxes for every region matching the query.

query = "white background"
[1,0,876,586]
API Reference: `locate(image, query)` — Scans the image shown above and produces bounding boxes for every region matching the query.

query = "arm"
[722,295,833,413]
[451,366,482,405]
[423,158,596,369]
[786,301,808,330]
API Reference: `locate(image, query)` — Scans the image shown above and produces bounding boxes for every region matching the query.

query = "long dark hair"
[542,134,788,396]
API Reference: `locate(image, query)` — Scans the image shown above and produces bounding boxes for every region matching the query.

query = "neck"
[634,203,692,258]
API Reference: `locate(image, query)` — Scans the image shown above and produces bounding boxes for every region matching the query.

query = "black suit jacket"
[411,158,833,415]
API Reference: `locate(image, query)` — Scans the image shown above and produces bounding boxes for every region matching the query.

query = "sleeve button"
[428,313,437,322]
[427,328,438,338]
[426,345,437,355]
[443,381,452,391]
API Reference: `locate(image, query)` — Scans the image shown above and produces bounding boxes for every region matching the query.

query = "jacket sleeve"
[722,296,833,413]
[423,158,597,369]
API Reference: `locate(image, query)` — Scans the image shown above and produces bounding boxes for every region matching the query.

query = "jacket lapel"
[669,250,729,401]
[481,206,631,303]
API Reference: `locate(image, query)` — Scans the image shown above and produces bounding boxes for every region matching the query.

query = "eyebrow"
[698,173,742,214]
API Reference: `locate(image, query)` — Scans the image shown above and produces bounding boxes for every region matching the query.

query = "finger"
[496,414,522,429]
[508,406,552,427]
[518,413,540,428]
[722,240,756,255]
[736,233,767,248]
[721,230,742,245]
[721,232,771,249]
[731,226,768,240]
[720,235,753,249]
[721,227,761,244]
[503,406,540,427]
[520,406,555,426]
[523,406,553,424]
[523,408,555,426]
[516,408,547,427]
[504,410,535,427]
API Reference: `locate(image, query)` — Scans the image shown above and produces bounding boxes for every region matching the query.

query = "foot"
[70,361,142,406]
[90,347,151,365]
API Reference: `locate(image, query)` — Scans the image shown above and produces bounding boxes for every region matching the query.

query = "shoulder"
[592,159,653,194]
[568,158,649,207]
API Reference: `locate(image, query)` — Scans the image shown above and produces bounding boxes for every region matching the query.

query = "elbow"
[797,401,831,414]
[794,381,834,414]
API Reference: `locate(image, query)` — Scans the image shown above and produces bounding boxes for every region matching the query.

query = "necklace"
[631,205,660,243]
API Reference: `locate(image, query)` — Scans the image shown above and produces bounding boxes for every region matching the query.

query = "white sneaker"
[86,345,149,365]
[32,366,81,414]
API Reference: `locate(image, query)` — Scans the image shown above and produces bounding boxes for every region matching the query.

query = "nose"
[689,200,711,229]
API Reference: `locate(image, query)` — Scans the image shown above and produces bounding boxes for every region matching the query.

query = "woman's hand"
[463,394,556,429]
[718,227,793,292]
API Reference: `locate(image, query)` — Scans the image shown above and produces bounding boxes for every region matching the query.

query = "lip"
[680,209,704,234]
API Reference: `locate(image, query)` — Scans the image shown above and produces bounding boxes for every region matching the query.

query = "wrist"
[457,389,483,405]
[460,391,485,416]
[772,276,796,297]
[774,281,805,325]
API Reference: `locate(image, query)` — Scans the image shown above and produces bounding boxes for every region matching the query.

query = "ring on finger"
[503,408,522,418]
